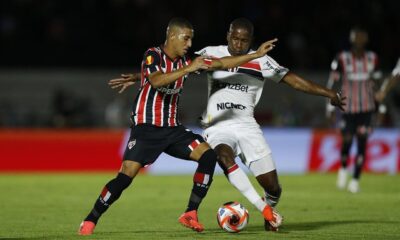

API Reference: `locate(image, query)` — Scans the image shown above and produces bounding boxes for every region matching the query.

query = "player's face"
[172,27,193,57]
[227,27,252,56]
[350,30,368,50]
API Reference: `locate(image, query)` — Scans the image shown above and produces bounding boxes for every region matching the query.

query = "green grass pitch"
[0,173,399,239]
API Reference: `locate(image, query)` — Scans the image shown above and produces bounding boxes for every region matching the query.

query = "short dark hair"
[229,18,254,36]
[167,17,193,30]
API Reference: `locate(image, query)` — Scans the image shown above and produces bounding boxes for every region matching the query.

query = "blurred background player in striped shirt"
[326,26,383,193]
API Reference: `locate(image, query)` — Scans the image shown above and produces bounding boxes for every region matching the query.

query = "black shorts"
[340,112,373,134]
[123,124,205,166]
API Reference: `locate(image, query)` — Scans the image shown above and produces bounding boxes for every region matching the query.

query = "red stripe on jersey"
[240,61,261,70]
[137,83,151,124]
[340,53,349,112]
[227,164,239,174]
[153,91,163,126]
[169,94,177,126]
[352,80,357,112]
[351,53,356,73]
[176,60,184,88]
[362,53,368,73]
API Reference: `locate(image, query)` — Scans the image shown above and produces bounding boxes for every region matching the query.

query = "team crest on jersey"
[128,139,136,149]
[146,55,154,65]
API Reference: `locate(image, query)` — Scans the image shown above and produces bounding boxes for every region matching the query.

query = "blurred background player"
[109,18,345,231]
[79,17,279,235]
[326,27,382,193]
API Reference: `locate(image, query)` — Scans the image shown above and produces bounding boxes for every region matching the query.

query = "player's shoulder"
[144,46,162,56]
[196,45,227,57]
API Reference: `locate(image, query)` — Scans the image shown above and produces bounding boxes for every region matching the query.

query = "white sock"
[227,164,267,212]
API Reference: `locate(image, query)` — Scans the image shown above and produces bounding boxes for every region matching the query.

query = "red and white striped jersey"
[330,51,381,113]
[132,46,191,127]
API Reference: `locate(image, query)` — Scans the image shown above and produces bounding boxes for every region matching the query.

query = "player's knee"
[121,160,142,178]
[215,145,236,170]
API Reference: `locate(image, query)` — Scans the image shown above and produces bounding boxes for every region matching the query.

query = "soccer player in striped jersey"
[109,18,345,232]
[79,17,278,235]
[326,27,382,193]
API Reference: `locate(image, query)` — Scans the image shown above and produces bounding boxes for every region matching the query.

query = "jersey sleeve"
[370,53,382,80]
[392,58,400,76]
[260,55,289,83]
[143,49,161,77]
[329,54,342,81]
[195,47,209,56]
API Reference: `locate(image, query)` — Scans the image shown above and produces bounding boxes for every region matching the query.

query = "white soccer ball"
[217,201,249,233]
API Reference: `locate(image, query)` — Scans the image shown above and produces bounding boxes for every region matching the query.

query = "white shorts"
[203,123,274,168]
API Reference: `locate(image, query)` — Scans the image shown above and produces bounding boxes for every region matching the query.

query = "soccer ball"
[217,201,249,233]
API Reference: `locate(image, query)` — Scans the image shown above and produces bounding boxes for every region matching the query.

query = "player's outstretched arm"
[375,75,399,102]
[210,38,278,70]
[108,73,141,93]
[148,56,210,88]
[282,72,346,111]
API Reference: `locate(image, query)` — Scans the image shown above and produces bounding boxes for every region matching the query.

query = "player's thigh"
[123,125,168,166]
[164,125,209,161]
[356,112,373,134]
[340,113,357,135]
[203,125,239,155]
[236,126,272,167]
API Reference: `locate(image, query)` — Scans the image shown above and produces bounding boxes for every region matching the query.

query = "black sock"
[354,133,368,179]
[340,136,353,168]
[85,173,132,224]
[265,186,282,207]
[186,149,217,212]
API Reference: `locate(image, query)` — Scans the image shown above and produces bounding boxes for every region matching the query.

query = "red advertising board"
[0,129,125,172]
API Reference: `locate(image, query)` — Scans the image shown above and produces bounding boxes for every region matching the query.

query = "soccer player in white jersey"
[195,18,344,230]
[109,18,345,231]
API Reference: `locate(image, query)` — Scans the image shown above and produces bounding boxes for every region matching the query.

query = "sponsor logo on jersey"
[263,61,281,74]
[156,86,182,95]
[146,55,154,65]
[213,81,249,92]
[216,102,247,110]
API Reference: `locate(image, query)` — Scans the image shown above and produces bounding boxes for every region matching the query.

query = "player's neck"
[352,48,365,58]
[163,43,178,60]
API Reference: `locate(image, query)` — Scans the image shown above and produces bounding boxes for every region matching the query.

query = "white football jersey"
[195,45,289,127]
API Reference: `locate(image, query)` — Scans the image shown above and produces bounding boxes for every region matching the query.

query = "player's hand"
[186,56,210,73]
[330,91,346,111]
[255,38,278,57]
[108,73,137,93]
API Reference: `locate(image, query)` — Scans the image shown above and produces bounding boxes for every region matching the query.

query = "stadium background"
[0,0,399,174]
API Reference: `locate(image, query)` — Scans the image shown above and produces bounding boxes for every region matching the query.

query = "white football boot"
[347,179,360,193]
[336,167,347,190]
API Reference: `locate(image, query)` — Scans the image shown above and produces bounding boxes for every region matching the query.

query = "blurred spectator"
[52,89,93,127]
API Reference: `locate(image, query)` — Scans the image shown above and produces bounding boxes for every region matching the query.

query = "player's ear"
[226,31,230,42]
